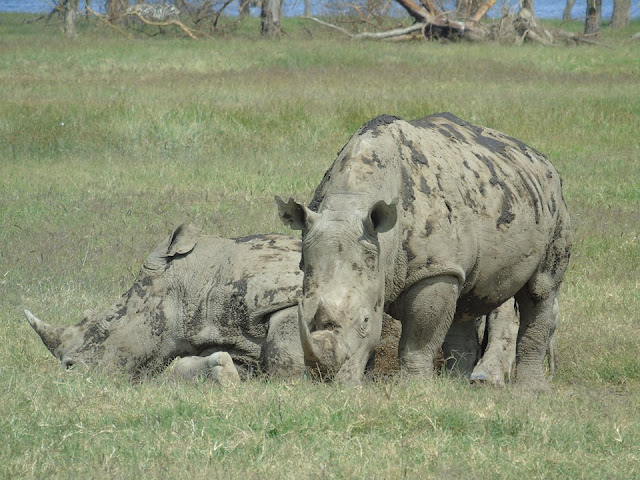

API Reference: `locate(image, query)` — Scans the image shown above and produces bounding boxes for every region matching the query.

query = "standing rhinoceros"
[277,112,571,388]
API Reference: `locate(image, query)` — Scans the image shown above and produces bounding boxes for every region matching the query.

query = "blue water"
[1,0,638,19]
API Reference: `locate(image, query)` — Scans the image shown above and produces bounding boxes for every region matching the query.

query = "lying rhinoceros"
[277,112,571,388]
[24,223,529,385]
[25,224,306,381]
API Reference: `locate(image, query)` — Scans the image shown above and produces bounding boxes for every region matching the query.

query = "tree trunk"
[562,0,575,21]
[304,0,311,17]
[395,0,433,23]
[261,0,282,36]
[239,0,250,17]
[457,0,482,19]
[420,0,440,15]
[610,0,630,28]
[521,0,534,14]
[107,0,129,24]
[471,0,497,22]
[63,0,79,38]
[584,0,601,34]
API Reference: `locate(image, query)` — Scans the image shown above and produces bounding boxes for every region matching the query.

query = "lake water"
[1,0,638,20]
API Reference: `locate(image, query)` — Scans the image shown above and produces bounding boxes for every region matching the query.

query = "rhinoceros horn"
[298,300,347,376]
[298,300,320,363]
[24,309,63,356]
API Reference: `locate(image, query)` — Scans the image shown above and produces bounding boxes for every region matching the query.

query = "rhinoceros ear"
[24,309,63,357]
[365,198,398,235]
[164,224,200,257]
[275,196,318,231]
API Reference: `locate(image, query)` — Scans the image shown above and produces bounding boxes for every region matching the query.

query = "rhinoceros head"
[276,195,397,384]
[24,224,201,377]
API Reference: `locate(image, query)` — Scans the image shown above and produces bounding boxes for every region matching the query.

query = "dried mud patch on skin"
[357,114,401,137]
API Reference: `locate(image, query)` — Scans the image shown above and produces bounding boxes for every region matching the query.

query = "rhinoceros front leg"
[170,352,240,386]
[390,276,460,378]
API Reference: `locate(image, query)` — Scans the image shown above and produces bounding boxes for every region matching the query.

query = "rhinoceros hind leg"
[546,298,560,378]
[514,290,558,391]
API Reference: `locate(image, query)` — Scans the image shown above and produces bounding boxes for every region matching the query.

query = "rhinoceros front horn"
[298,300,320,364]
[24,309,62,356]
[298,300,347,377]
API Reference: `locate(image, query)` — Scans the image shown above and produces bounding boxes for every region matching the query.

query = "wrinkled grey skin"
[24,224,307,381]
[277,112,571,387]
[457,297,559,386]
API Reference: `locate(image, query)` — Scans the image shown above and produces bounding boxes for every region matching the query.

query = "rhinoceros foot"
[169,352,240,386]
[469,367,504,387]
[205,352,240,386]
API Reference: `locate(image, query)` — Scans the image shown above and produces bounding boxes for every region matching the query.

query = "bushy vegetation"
[1,14,639,479]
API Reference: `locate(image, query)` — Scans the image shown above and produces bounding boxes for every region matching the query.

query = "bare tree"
[584,0,601,34]
[562,0,575,21]
[457,0,481,19]
[261,0,282,35]
[610,0,631,28]
[107,0,130,23]
[239,0,251,17]
[63,0,79,38]
[521,0,534,13]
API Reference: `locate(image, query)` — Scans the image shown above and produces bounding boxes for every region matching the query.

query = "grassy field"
[1,13,639,479]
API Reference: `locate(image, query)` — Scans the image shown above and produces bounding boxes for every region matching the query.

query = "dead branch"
[86,6,133,39]
[213,0,235,29]
[394,0,434,23]
[470,0,498,23]
[84,5,197,39]
[126,11,198,39]
[354,23,425,39]
[419,0,441,16]
[306,17,356,37]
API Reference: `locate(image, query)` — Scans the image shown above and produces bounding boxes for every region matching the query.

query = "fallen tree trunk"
[394,0,471,39]
[307,9,606,46]
[307,17,425,39]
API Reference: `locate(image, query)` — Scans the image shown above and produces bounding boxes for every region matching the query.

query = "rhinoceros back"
[308,112,571,311]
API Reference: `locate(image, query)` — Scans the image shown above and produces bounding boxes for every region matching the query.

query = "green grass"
[1,13,639,479]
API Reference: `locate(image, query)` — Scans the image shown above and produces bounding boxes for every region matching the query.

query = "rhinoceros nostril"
[312,316,340,332]
[62,357,75,370]
[310,299,342,332]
